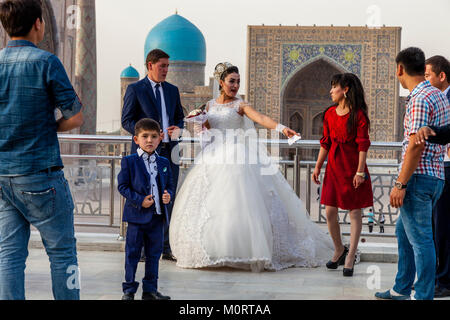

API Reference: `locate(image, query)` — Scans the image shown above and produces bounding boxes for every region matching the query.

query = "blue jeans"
[0,170,80,300]
[393,174,444,300]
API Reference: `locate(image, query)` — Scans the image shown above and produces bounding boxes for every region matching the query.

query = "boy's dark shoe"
[122,293,135,300]
[142,291,171,300]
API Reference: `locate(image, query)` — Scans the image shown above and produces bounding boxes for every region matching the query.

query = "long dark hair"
[324,73,370,136]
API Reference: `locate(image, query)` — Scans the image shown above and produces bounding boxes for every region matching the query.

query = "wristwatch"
[394,181,407,190]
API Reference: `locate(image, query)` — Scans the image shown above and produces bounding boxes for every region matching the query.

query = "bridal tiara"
[214,62,234,82]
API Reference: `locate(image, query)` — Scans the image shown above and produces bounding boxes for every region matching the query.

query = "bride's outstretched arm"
[240,102,299,138]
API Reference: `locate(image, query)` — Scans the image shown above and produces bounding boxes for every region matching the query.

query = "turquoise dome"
[144,14,206,63]
[121,65,140,78]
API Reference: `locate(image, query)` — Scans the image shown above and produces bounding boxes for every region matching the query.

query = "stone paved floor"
[22,248,449,300]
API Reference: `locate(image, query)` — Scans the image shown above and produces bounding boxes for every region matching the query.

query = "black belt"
[39,166,63,174]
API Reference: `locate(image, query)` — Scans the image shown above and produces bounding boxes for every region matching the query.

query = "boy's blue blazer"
[118,153,175,225]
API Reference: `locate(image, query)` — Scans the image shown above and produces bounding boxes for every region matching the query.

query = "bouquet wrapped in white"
[184,105,208,124]
[184,104,209,135]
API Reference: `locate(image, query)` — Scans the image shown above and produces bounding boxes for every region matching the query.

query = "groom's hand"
[168,126,181,139]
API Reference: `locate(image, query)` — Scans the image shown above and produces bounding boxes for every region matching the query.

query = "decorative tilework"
[247,26,402,159]
[282,44,362,85]
[376,53,390,83]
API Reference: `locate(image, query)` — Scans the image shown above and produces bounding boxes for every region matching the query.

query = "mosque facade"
[246,25,403,159]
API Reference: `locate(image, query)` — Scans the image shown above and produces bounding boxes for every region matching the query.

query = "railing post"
[294,147,300,197]
[306,163,311,215]
[109,159,115,227]
[118,149,128,241]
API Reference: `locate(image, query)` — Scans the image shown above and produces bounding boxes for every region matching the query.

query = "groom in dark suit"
[122,49,185,261]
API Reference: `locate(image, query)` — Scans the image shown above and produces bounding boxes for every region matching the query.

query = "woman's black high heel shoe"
[326,246,349,269]
[343,267,354,277]
[343,257,356,277]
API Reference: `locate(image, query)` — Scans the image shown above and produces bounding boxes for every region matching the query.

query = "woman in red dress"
[312,73,373,277]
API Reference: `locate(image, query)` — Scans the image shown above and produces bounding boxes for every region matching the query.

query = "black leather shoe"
[161,253,177,261]
[142,291,171,300]
[326,246,349,269]
[121,293,135,300]
[435,286,450,298]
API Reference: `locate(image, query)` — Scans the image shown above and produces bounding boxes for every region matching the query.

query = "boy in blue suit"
[118,118,175,300]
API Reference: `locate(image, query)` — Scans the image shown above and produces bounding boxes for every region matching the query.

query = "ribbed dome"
[121,65,140,78]
[144,14,206,63]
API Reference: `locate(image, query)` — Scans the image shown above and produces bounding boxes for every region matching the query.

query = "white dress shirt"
[148,77,170,143]
[137,148,162,215]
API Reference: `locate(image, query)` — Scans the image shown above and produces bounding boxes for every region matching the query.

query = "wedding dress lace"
[169,99,334,271]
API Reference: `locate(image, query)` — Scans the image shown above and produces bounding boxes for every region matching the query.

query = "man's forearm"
[57,112,83,132]
[428,124,450,145]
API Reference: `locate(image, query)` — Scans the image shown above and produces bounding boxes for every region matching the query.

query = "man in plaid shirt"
[376,47,449,300]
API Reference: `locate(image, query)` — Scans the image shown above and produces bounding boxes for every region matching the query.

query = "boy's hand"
[142,195,154,208]
[162,190,171,204]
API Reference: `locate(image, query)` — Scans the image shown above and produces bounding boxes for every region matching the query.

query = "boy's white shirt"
[137,148,162,215]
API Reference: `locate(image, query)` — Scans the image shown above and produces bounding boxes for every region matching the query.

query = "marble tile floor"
[21,249,449,300]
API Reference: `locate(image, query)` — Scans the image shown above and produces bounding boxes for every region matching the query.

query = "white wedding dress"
[169,99,334,272]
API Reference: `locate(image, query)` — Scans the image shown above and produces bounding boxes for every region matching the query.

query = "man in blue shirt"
[0,0,83,300]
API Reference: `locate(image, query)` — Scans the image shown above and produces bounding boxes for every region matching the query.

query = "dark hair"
[134,118,161,136]
[0,0,42,37]
[219,66,239,91]
[426,55,450,83]
[324,73,370,136]
[395,47,425,76]
[145,49,170,69]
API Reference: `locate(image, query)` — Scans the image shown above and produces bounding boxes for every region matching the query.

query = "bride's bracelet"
[275,124,287,133]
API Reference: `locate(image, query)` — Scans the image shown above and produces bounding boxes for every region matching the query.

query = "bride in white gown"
[169,63,334,272]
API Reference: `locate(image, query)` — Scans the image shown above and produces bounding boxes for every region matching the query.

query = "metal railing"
[58,134,403,238]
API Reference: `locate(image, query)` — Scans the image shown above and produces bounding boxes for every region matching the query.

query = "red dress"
[320,106,374,210]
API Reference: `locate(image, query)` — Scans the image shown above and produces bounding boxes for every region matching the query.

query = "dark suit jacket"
[117,153,175,225]
[428,89,450,145]
[121,77,185,153]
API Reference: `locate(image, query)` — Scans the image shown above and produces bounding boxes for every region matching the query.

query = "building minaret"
[120,65,140,136]
[75,0,97,155]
